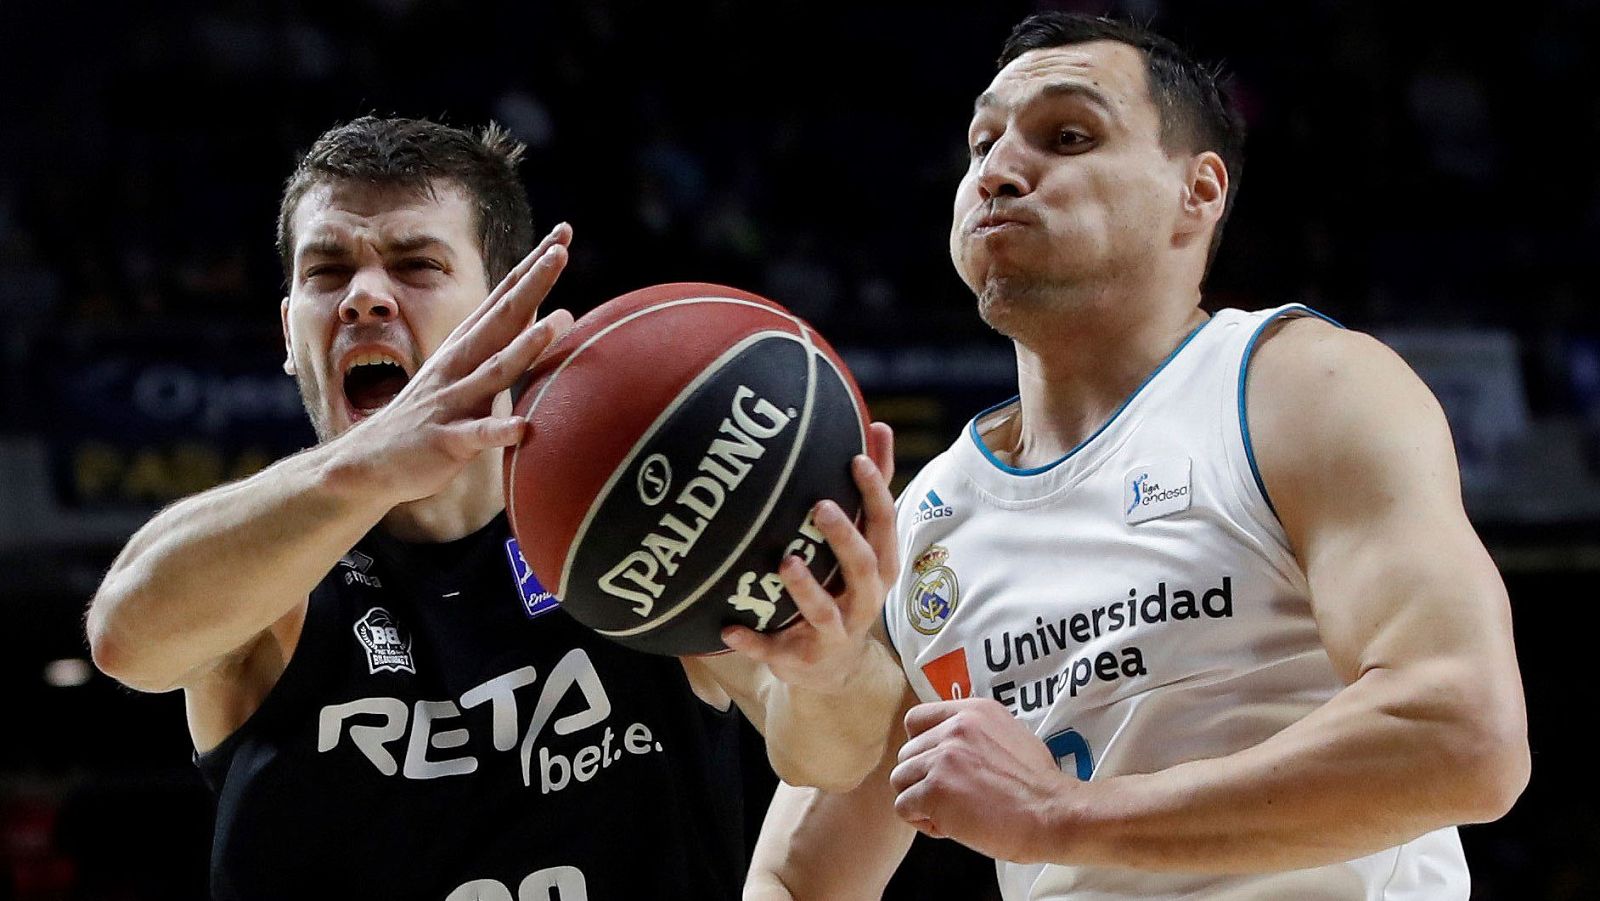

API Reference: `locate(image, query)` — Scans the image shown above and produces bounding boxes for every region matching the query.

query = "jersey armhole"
[194,587,331,785]
[1236,305,1345,519]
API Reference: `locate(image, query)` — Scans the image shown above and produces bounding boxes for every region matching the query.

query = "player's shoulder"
[1246,312,1450,483]
[1248,314,1435,416]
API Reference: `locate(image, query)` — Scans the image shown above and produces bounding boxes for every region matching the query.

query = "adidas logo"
[912,490,954,525]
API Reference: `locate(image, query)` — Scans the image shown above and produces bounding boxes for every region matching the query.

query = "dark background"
[2,0,1597,898]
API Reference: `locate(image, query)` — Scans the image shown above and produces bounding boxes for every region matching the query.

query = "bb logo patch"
[354,607,415,675]
[907,545,960,635]
[1124,457,1192,525]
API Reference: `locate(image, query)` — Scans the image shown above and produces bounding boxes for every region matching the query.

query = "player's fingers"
[892,773,939,827]
[466,295,572,399]
[852,454,898,584]
[866,421,895,484]
[467,307,572,395]
[777,554,845,635]
[447,242,569,373]
[904,699,969,740]
[455,308,571,398]
[531,307,577,360]
[476,223,572,310]
[888,751,933,795]
[719,624,777,662]
[895,715,959,764]
[457,415,528,451]
[478,242,569,346]
[811,499,878,625]
[447,223,570,341]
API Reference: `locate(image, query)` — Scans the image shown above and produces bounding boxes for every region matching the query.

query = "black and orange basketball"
[505,283,869,656]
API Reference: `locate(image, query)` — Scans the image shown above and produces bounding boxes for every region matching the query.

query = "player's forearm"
[87,440,392,692]
[1040,661,1528,872]
[746,754,915,900]
[761,643,906,792]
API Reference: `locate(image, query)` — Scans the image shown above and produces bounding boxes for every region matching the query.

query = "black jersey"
[196,514,745,900]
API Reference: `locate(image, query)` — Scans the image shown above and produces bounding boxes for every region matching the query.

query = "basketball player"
[83,117,905,900]
[747,14,1529,900]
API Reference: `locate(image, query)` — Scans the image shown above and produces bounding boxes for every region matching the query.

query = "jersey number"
[446,866,586,901]
[1043,728,1095,781]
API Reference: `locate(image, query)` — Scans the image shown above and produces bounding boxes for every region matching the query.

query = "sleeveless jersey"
[196,513,745,901]
[884,305,1470,900]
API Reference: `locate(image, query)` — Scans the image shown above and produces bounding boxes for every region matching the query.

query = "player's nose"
[976,134,1033,200]
[338,272,398,324]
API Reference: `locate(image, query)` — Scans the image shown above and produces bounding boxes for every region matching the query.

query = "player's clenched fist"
[890,697,1078,864]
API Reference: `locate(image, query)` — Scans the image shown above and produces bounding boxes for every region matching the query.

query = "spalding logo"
[597,385,794,616]
[636,454,672,506]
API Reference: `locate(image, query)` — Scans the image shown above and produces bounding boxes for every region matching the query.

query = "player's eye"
[1057,129,1091,150]
[304,265,350,282]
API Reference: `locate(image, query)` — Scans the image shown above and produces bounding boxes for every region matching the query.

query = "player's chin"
[975,277,1045,335]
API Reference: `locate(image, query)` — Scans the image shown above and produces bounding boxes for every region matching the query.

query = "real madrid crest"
[907,545,960,635]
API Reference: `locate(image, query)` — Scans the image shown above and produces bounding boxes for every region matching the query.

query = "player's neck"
[999,298,1208,470]
[381,451,505,544]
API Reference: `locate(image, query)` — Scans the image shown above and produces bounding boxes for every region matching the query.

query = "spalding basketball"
[505,283,869,656]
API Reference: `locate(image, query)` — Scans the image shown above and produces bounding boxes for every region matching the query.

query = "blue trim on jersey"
[968,318,1215,476]
[1237,305,1345,517]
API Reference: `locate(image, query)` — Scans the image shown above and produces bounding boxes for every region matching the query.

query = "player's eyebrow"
[386,232,451,256]
[299,232,451,259]
[974,81,1121,124]
[299,236,351,259]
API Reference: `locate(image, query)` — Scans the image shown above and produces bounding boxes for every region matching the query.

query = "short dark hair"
[276,116,534,288]
[999,13,1246,272]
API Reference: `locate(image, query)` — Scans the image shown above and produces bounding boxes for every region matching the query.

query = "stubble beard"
[975,273,1079,340]
[291,364,337,444]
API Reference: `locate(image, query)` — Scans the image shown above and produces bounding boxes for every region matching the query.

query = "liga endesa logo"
[1123,458,1192,525]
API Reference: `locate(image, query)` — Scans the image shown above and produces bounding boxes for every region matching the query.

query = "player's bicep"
[1247,320,1515,682]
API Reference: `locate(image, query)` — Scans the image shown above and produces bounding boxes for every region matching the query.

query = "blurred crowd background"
[2,0,1597,898]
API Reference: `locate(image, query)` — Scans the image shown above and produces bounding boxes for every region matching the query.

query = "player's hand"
[891,698,1073,863]
[336,223,576,507]
[719,422,898,695]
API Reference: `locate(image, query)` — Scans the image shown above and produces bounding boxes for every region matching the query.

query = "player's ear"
[280,297,296,376]
[1181,151,1227,230]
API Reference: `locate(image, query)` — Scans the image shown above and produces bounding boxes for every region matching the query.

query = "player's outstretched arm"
[887,318,1530,872]
[744,687,920,901]
[684,422,909,792]
[86,227,574,701]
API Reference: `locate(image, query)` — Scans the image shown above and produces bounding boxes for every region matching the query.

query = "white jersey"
[884,305,1469,900]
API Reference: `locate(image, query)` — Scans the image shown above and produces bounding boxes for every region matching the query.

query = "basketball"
[505,283,870,656]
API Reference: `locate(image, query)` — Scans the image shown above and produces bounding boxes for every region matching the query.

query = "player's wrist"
[314,433,405,514]
[1022,772,1124,867]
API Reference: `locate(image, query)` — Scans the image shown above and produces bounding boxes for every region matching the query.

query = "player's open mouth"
[342,352,411,415]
